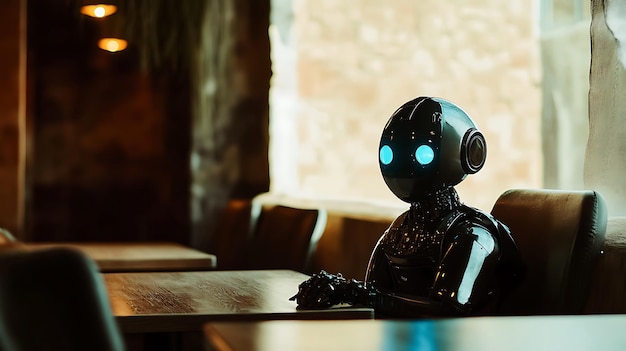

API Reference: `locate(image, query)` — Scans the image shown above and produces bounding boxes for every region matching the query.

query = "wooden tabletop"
[204,314,626,351]
[104,269,373,333]
[24,242,216,272]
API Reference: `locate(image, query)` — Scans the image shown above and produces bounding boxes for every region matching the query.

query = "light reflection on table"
[204,314,626,351]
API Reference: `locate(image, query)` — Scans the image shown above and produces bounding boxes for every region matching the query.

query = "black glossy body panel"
[364,188,523,316]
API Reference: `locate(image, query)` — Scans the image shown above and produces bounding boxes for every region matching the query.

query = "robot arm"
[290,239,386,309]
[430,225,500,313]
[291,226,502,316]
[289,268,455,316]
[289,270,373,308]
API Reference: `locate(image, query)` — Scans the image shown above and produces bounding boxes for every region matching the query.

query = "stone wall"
[190,0,271,251]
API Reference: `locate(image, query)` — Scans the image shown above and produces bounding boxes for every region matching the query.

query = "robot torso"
[365,187,518,316]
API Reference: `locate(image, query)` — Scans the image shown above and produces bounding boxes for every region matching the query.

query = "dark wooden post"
[0,0,26,237]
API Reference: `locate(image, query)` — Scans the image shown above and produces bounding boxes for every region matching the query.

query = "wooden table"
[204,314,626,351]
[104,269,373,334]
[24,242,216,272]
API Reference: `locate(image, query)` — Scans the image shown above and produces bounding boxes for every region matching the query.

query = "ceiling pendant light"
[97,38,128,53]
[80,4,117,18]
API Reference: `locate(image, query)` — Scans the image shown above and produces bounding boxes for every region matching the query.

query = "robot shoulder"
[438,205,504,252]
[450,205,508,238]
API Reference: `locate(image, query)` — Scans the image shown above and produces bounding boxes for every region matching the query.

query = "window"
[270,1,590,212]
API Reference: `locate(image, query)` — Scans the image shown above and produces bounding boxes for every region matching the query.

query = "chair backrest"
[210,198,258,270]
[491,188,607,315]
[248,204,327,273]
[0,228,16,245]
[0,247,124,351]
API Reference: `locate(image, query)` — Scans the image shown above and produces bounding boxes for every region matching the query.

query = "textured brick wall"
[272,0,542,211]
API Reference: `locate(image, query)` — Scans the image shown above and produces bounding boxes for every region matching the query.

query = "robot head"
[379,97,486,203]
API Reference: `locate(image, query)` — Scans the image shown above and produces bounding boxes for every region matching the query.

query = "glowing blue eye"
[415,145,434,165]
[380,145,393,165]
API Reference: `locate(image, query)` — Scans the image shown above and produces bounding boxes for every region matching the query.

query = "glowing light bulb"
[80,5,117,18]
[94,6,106,18]
[98,38,128,52]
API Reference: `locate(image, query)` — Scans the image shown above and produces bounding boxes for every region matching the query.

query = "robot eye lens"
[415,145,434,165]
[380,145,393,165]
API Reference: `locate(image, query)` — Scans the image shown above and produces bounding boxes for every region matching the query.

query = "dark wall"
[27,0,191,243]
[25,0,271,246]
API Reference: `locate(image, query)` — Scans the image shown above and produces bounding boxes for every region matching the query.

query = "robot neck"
[409,187,461,222]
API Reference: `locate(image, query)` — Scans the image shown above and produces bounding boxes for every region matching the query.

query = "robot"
[290,97,525,317]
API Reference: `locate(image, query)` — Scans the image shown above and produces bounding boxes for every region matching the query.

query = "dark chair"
[247,204,327,273]
[0,247,125,351]
[491,188,607,315]
[584,216,626,313]
[0,228,16,245]
[209,198,259,270]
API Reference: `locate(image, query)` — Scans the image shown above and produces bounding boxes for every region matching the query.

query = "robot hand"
[290,270,360,308]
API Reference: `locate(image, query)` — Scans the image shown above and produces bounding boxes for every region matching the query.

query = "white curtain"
[586,0,626,216]
[541,22,590,190]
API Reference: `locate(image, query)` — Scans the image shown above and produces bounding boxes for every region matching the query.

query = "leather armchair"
[491,188,607,315]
